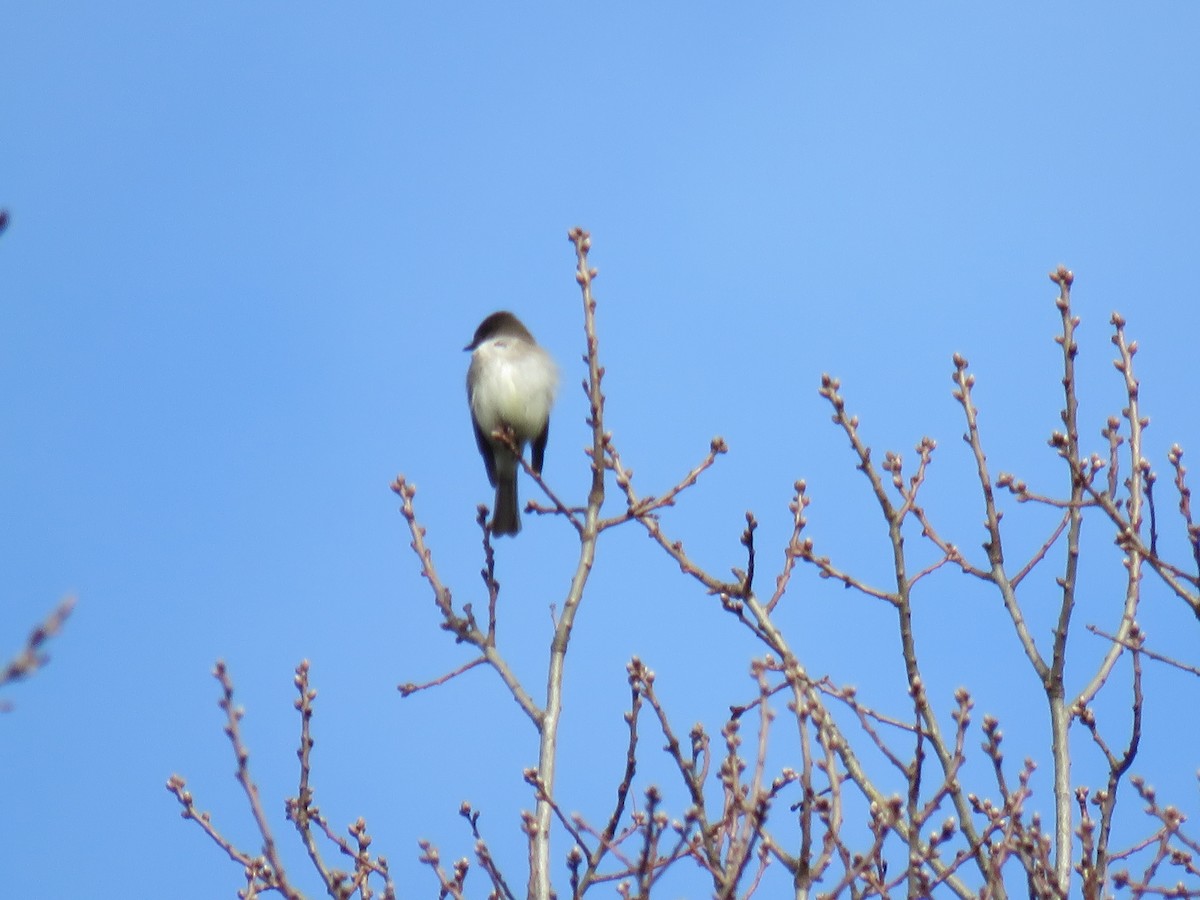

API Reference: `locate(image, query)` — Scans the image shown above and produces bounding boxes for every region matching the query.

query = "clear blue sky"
[3,4,1199,896]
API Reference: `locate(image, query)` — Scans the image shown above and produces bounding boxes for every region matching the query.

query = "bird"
[465,311,558,535]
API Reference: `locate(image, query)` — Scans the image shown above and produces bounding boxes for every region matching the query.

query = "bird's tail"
[491,473,520,536]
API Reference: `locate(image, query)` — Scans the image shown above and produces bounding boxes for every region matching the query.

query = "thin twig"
[1,595,76,709]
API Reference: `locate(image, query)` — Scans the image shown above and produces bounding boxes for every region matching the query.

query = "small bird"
[465,311,558,536]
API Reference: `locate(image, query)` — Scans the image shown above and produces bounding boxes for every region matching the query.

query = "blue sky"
[3,4,1199,896]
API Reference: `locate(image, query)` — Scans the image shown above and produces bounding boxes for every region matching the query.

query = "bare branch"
[391,474,543,727]
[1,595,75,710]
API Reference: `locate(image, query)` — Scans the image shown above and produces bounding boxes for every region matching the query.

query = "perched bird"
[465,311,558,535]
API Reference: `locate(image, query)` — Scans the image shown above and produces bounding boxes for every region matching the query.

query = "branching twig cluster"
[167,661,396,900]
[170,242,1197,899]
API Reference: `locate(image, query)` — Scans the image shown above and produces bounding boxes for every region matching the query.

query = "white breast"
[469,337,558,442]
